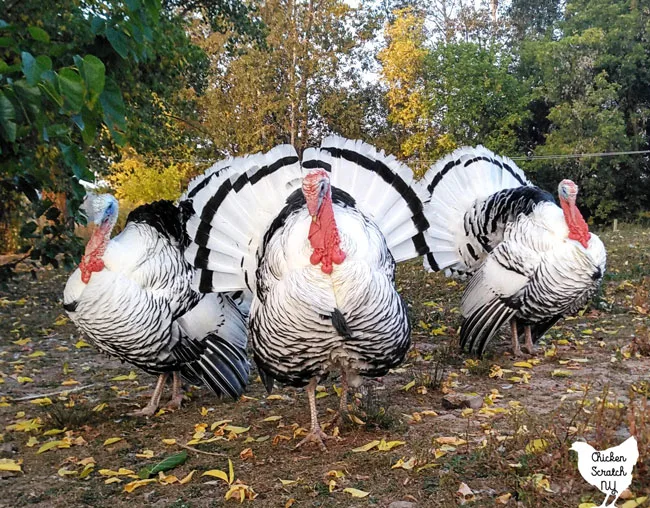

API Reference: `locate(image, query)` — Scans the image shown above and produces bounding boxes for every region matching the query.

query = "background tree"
[0,0,262,273]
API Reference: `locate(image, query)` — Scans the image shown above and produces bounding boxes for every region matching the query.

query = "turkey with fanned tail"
[182,136,430,450]
[418,146,606,356]
[63,195,250,416]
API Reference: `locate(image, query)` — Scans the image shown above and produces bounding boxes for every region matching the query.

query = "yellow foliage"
[106,147,191,210]
[378,8,434,158]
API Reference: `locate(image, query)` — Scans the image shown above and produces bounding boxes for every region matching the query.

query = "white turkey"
[182,136,430,450]
[420,146,607,356]
[63,195,250,416]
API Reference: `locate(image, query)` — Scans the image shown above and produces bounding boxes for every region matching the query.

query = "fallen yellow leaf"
[43,428,65,436]
[352,440,380,452]
[343,487,369,498]
[37,440,70,454]
[621,497,648,508]
[103,437,123,446]
[392,457,417,470]
[435,436,467,446]
[525,439,549,454]
[224,482,257,502]
[111,371,137,381]
[123,478,157,493]
[202,469,229,483]
[347,414,365,425]
[0,458,22,472]
[30,397,52,406]
[98,468,135,477]
[179,470,195,484]
[377,439,405,451]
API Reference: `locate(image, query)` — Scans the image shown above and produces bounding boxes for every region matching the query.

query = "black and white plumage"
[182,136,429,449]
[63,196,250,416]
[420,146,607,356]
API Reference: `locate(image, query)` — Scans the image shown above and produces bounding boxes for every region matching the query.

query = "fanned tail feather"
[303,136,430,262]
[181,334,250,400]
[182,145,302,293]
[460,299,517,356]
[418,146,530,273]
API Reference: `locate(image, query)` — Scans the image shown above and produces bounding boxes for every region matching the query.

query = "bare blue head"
[82,193,119,226]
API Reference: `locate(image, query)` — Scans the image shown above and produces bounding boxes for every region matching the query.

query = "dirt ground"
[0,226,649,508]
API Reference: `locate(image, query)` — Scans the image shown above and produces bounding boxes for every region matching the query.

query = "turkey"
[182,136,430,450]
[419,146,607,356]
[63,194,250,416]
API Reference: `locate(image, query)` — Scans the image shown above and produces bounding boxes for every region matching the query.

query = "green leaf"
[0,37,15,48]
[106,26,129,59]
[58,68,84,112]
[39,70,62,107]
[44,207,60,221]
[90,16,106,35]
[0,90,17,142]
[79,55,105,105]
[59,143,92,180]
[21,52,52,86]
[139,451,188,479]
[27,26,50,43]
[80,107,97,144]
[13,80,42,120]
[99,77,126,143]
[20,221,38,238]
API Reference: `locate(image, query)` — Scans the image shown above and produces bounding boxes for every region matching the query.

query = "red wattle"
[308,194,346,274]
[561,199,591,249]
[78,223,110,284]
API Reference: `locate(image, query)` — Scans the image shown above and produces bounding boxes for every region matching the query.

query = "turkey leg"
[130,373,168,417]
[167,371,185,409]
[328,369,349,425]
[510,319,522,357]
[295,378,331,451]
[522,326,536,355]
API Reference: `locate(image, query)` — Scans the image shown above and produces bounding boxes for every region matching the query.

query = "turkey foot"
[294,378,334,452]
[166,372,185,410]
[129,404,158,417]
[294,426,332,452]
[130,373,167,417]
[521,327,536,355]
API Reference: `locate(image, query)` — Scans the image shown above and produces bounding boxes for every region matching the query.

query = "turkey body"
[420,147,607,355]
[64,200,249,413]
[250,188,410,388]
[183,138,430,448]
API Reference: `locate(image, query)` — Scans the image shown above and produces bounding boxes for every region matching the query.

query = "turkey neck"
[79,221,113,283]
[560,198,591,248]
[308,192,346,274]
